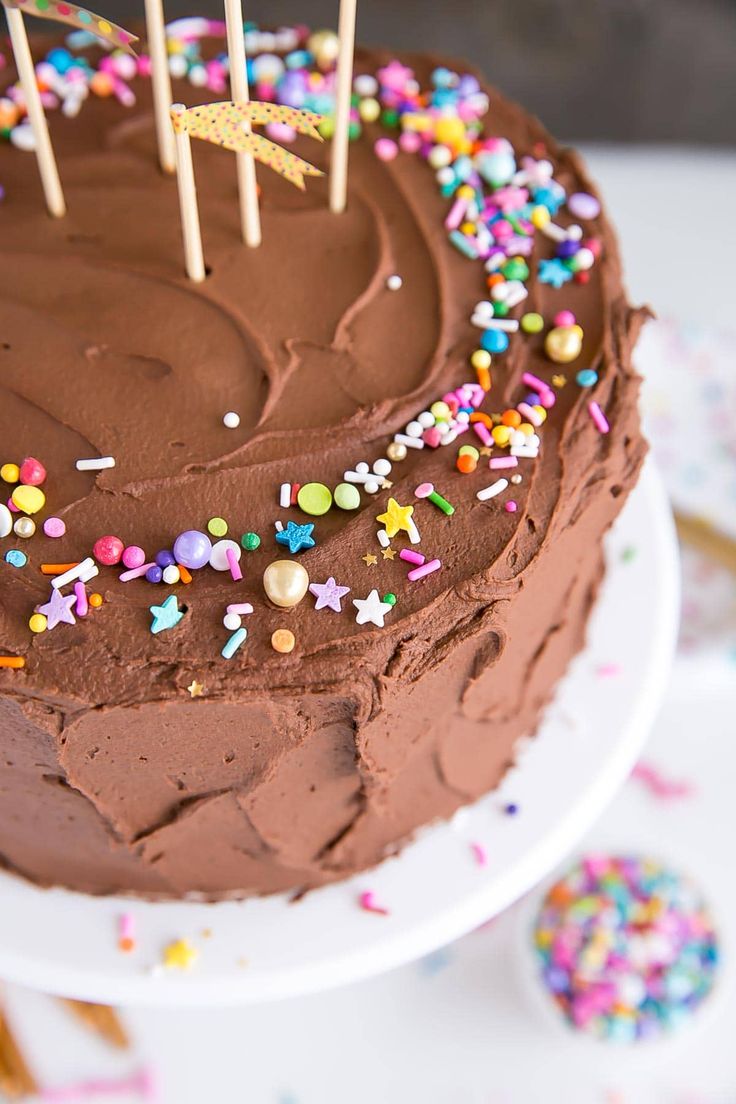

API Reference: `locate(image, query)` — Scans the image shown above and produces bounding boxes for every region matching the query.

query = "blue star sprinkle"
[149,593,185,635]
[275,521,316,554]
[538,258,573,289]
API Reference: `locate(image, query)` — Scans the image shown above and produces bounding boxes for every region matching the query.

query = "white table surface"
[3,147,736,1104]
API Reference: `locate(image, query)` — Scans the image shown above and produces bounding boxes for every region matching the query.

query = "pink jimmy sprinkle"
[226,547,243,582]
[41,1067,157,1103]
[489,456,518,470]
[589,401,610,434]
[359,890,389,916]
[470,842,488,867]
[517,402,543,427]
[522,372,552,396]
[74,581,88,617]
[472,421,493,447]
[445,196,468,231]
[631,761,695,801]
[596,662,622,678]
[226,602,254,616]
[400,549,425,566]
[407,558,441,582]
[119,562,156,582]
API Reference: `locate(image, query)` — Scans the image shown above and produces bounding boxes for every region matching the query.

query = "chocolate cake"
[0,21,647,899]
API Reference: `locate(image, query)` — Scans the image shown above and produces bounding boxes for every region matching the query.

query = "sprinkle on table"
[533,854,719,1042]
[187,680,204,698]
[162,938,199,971]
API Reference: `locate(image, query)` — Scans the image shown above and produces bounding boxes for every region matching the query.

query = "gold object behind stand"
[0,1007,37,1100]
[61,999,130,1050]
[674,512,736,575]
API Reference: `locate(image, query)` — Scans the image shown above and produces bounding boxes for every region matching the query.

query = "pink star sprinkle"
[309,577,351,613]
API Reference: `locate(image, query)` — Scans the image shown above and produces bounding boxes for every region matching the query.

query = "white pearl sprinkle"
[386,274,403,291]
[223,411,241,429]
[223,612,242,631]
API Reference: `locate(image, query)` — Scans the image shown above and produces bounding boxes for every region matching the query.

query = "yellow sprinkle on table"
[163,939,199,971]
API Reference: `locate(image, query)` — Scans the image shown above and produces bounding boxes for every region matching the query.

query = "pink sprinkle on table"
[470,842,488,867]
[359,890,389,916]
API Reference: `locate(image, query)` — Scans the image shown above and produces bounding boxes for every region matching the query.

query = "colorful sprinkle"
[533,855,719,1042]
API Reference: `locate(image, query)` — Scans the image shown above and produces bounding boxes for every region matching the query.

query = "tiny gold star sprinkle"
[187,680,204,698]
[381,479,393,490]
[362,553,378,567]
[163,938,199,971]
[552,374,567,388]
[479,446,492,457]
[382,547,397,560]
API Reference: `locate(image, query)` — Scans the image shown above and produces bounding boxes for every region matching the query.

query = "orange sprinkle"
[40,562,80,575]
[486,272,505,287]
[118,937,135,953]
[469,411,493,428]
[475,365,491,392]
[501,410,522,428]
[88,593,103,609]
[456,454,477,474]
[0,656,25,669]
[177,564,192,585]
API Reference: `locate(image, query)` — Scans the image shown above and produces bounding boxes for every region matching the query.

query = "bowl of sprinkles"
[532,854,720,1044]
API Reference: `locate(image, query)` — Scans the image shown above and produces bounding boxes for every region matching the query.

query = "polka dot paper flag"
[3,0,138,54]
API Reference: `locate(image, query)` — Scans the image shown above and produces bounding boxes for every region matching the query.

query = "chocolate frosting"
[0,43,646,897]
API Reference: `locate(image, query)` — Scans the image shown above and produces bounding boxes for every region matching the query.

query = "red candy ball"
[93,534,124,566]
[19,456,47,487]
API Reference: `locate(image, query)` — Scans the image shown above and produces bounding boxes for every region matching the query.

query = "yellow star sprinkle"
[362,553,378,567]
[552,374,567,388]
[376,497,414,539]
[479,446,492,457]
[187,680,204,698]
[163,938,199,971]
[381,547,397,560]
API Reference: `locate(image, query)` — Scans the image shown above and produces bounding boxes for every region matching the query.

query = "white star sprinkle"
[352,589,394,629]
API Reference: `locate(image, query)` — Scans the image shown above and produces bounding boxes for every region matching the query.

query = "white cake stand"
[0,461,679,1007]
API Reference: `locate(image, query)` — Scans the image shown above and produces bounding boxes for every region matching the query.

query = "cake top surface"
[0,20,640,714]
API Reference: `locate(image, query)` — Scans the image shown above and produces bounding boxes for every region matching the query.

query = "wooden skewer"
[0,1006,38,1100]
[223,0,261,247]
[674,511,736,575]
[170,103,206,282]
[5,5,66,218]
[61,999,129,1050]
[144,0,176,174]
[329,0,357,214]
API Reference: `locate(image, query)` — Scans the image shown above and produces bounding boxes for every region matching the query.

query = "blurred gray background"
[15,0,736,143]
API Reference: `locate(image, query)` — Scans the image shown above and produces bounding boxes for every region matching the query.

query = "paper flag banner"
[2,0,138,54]
[171,101,325,190]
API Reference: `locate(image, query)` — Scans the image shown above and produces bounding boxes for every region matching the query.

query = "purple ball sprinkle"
[172,529,212,571]
[568,191,601,220]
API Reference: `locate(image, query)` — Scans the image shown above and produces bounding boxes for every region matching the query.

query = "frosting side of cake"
[0,36,647,898]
